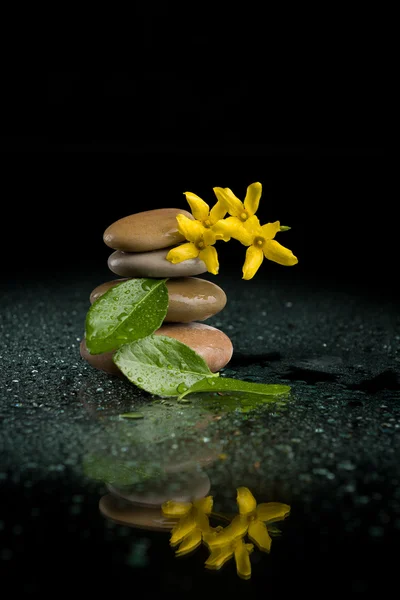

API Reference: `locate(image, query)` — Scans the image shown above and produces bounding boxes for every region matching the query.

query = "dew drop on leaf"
[167,364,173,370]
[177,382,188,394]
[207,378,216,386]
[137,377,143,382]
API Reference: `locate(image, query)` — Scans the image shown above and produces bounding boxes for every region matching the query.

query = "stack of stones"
[80,208,233,378]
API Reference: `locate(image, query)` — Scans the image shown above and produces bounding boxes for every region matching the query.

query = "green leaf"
[177,377,291,400]
[113,334,219,397]
[279,225,291,231]
[85,278,168,354]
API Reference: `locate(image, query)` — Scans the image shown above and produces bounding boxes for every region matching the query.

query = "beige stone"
[103,208,194,252]
[90,277,227,323]
[107,247,207,278]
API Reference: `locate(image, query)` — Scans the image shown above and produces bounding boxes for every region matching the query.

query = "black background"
[3,70,391,300]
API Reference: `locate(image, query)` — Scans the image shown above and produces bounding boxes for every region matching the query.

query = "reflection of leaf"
[113,335,218,397]
[85,278,168,354]
[178,377,291,402]
[192,391,290,413]
[82,454,162,485]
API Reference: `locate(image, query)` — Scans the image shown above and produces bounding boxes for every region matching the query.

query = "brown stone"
[80,322,233,375]
[79,339,123,378]
[154,322,233,372]
[90,277,227,323]
[103,208,194,253]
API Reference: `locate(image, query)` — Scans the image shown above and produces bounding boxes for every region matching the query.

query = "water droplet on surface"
[167,364,173,370]
[207,379,217,386]
[137,377,143,382]
[177,382,188,394]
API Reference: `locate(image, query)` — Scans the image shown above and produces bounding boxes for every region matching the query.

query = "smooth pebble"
[108,247,207,278]
[89,277,227,323]
[103,208,194,253]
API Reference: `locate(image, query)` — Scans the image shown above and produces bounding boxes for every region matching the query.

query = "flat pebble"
[103,208,194,252]
[89,277,227,323]
[80,322,233,375]
[108,247,207,278]
[154,322,233,372]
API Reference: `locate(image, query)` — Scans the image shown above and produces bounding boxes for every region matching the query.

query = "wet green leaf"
[177,377,291,400]
[113,334,219,397]
[85,278,168,354]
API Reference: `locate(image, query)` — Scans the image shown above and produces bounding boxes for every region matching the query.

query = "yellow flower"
[213,182,262,226]
[205,537,254,580]
[220,214,298,280]
[166,214,229,275]
[204,487,290,553]
[183,190,227,228]
[162,496,214,557]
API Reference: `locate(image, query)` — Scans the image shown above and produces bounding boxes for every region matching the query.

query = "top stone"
[103,208,194,253]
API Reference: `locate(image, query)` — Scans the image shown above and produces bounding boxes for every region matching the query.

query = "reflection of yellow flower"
[183,191,227,228]
[205,487,291,553]
[213,182,262,226]
[205,537,254,580]
[162,496,214,556]
[221,215,298,280]
[166,214,230,275]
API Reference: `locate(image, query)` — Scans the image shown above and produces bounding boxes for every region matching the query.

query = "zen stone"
[80,339,124,378]
[154,322,233,372]
[80,322,233,374]
[89,277,227,323]
[108,247,207,278]
[103,208,194,253]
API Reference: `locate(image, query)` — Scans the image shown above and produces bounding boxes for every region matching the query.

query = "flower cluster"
[162,486,290,580]
[166,182,298,279]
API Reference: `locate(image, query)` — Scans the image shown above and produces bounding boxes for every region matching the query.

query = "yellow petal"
[263,239,298,266]
[170,511,197,546]
[193,508,211,533]
[175,528,202,556]
[205,514,248,548]
[256,502,291,523]
[176,214,204,243]
[243,214,262,236]
[166,242,199,264]
[204,546,234,570]
[193,496,213,515]
[202,228,217,247]
[216,216,253,245]
[248,520,272,552]
[199,246,219,275]
[234,539,252,580]
[209,199,227,224]
[242,246,264,280]
[210,220,232,242]
[213,187,243,217]
[184,192,210,222]
[243,182,262,217]
[236,487,257,515]
[161,500,192,517]
[261,220,281,240]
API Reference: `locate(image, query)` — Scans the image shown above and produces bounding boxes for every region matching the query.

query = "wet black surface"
[1,265,399,596]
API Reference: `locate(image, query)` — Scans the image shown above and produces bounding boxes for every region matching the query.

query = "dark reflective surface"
[1,270,399,596]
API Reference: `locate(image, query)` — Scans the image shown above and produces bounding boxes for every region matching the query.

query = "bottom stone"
[79,322,233,376]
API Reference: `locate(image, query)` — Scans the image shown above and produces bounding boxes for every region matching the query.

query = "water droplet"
[177,382,188,394]
[167,364,173,370]
[142,282,151,292]
[137,377,143,382]
[207,378,217,386]
[124,289,130,294]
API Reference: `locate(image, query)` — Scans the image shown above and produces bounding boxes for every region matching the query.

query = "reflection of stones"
[106,468,211,506]
[99,494,174,532]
